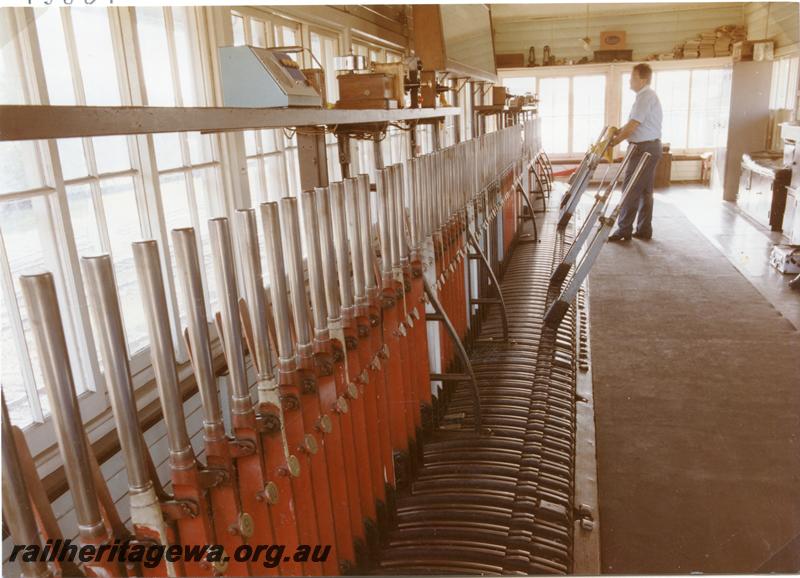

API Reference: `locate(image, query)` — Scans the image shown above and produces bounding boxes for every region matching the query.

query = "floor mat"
[589,197,800,573]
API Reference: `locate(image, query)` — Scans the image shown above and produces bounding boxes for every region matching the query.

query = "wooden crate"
[593,49,633,63]
[335,98,398,110]
[492,86,507,106]
[496,53,525,68]
[337,73,394,102]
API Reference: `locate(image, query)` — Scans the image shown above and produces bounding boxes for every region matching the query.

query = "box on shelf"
[732,40,754,62]
[496,53,526,68]
[753,41,774,62]
[593,49,633,63]
[492,86,508,106]
[336,73,396,109]
[600,31,626,50]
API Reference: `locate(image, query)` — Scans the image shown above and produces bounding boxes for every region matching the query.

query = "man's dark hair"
[633,63,653,83]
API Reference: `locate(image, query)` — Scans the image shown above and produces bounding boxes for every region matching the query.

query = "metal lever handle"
[329,181,355,309]
[208,218,255,418]
[315,186,343,322]
[300,189,331,341]
[20,273,107,538]
[280,196,314,352]
[260,202,297,370]
[82,254,152,491]
[133,241,194,460]
[236,208,277,382]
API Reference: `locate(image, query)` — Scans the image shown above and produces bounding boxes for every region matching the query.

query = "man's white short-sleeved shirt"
[628,85,662,143]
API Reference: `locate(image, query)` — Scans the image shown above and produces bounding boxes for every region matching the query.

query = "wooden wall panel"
[745,2,799,51]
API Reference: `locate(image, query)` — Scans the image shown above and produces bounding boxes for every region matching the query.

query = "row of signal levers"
[2,120,542,578]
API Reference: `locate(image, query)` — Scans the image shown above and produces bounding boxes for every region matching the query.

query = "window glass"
[153,133,184,170]
[136,8,175,107]
[275,24,298,60]
[191,168,221,307]
[1,13,28,105]
[72,8,121,106]
[572,75,606,153]
[1,283,34,425]
[35,8,75,106]
[770,59,788,109]
[654,70,690,149]
[66,184,102,256]
[187,132,213,165]
[0,141,42,195]
[100,177,148,352]
[232,14,245,46]
[310,31,339,102]
[503,77,535,97]
[251,19,267,48]
[1,198,57,424]
[789,58,800,112]
[538,77,569,154]
[327,146,341,182]
[622,67,731,151]
[770,57,799,110]
[264,155,287,201]
[57,139,88,181]
[261,130,280,153]
[161,173,192,232]
[93,136,132,174]
[356,140,375,179]
[172,7,200,107]
[244,131,258,156]
[286,147,301,197]
[160,172,191,324]
[688,69,731,148]
[247,158,262,202]
[620,72,636,124]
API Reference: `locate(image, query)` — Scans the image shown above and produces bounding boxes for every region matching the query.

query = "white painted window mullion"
[26,6,105,407]
[0,230,45,423]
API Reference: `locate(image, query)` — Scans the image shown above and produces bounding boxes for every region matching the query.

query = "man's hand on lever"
[609,120,640,147]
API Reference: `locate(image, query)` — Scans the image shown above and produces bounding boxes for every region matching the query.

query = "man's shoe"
[632,231,652,240]
[609,232,631,242]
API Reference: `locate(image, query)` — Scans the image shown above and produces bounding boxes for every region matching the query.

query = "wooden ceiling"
[490,3,747,22]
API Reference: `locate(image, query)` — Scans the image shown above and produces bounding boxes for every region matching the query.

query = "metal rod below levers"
[467,229,509,341]
[423,278,483,434]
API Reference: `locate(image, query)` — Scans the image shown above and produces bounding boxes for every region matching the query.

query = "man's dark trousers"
[614,140,662,237]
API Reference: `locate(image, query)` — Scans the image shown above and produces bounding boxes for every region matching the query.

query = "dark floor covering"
[589,196,800,573]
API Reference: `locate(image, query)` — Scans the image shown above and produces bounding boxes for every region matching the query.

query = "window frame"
[500,57,735,156]
[0,7,227,463]
[1,8,118,450]
[231,9,297,202]
[769,55,800,112]
[3,4,418,468]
